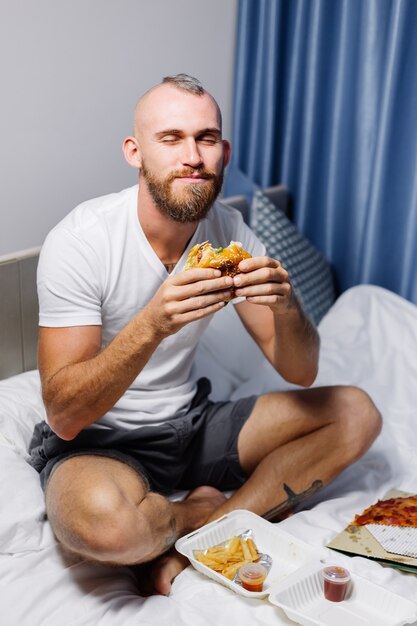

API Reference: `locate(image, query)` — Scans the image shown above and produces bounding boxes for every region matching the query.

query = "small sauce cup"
[322,565,351,602]
[238,562,268,592]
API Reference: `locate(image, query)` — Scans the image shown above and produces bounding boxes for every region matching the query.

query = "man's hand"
[232,256,296,314]
[143,268,234,338]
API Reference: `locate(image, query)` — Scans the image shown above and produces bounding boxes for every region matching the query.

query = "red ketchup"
[238,563,268,592]
[322,565,351,602]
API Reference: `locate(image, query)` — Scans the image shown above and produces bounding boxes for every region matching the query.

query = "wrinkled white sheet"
[1,285,417,625]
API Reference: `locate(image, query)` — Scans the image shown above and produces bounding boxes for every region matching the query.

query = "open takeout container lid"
[176,509,417,625]
[268,561,417,626]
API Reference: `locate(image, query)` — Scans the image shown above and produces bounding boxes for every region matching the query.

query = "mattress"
[1,284,417,625]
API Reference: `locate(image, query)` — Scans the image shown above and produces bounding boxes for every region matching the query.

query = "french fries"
[194,535,260,580]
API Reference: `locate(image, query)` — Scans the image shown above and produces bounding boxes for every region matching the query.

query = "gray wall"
[0,0,237,257]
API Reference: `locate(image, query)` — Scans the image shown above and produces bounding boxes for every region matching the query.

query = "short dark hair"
[162,74,204,95]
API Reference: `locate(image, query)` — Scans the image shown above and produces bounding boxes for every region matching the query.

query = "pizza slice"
[352,495,417,528]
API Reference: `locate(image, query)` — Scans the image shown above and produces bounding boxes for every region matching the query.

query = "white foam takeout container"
[175,509,417,625]
[175,508,322,599]
[268,561,417,626]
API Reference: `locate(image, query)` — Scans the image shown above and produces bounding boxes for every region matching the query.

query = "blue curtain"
[225,0,417,303]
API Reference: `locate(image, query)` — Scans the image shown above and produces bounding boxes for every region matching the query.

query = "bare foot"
[134,486,226,596]
[184,485,227,506]
[150,549,190,595]
[130,550,190,596]
[173,485,226,536]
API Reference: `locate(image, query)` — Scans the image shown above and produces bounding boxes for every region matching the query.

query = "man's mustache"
[168,168,217,182]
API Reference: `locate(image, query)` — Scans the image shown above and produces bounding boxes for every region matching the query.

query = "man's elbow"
[48,416,79,441]
[297,369,318,388]
[45,405,81,441]
[286,363,319,388]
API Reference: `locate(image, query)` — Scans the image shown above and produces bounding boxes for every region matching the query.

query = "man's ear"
[222,139,231,169]
[123,136,142,169]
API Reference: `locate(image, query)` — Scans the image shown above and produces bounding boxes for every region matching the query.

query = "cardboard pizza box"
[328,489,417,574]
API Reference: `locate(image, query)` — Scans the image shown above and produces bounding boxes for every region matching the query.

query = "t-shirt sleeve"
[37,227,102,327]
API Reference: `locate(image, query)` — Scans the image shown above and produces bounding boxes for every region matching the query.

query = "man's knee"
[47,480,135,560]
[336,385,382,459]
[45,458,150,563]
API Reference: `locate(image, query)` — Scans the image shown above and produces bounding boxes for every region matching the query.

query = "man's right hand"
[142,268,233,339]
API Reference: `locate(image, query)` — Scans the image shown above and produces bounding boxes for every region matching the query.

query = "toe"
[152,551,189,596]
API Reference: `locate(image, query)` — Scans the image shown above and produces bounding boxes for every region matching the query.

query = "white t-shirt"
[37,185,265,432]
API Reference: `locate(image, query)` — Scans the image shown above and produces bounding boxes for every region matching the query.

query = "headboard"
[0,248,40,379]
[0,185,290,381]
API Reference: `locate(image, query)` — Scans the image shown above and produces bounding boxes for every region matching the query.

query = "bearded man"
[30,74,381,596]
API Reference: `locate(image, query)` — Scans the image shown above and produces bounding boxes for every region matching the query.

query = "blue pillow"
[250,190,336,324]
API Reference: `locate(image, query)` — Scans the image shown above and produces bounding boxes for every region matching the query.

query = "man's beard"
[141,162,224,223]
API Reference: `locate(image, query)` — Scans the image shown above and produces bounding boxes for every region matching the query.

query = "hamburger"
[184,240,251,283]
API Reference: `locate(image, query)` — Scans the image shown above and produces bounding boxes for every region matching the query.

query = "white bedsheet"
[1,284,417,625]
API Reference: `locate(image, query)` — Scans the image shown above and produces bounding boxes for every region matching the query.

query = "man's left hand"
[233,256,296,314]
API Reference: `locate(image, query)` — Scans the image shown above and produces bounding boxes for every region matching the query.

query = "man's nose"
[181,138,203,168]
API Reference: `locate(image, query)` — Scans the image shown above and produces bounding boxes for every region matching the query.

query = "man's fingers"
[171,270,233,297]
[237,255,280,273]
[234,266,289,289]
[232,256,293,308]
[172,268,221,285]
[235,282,291,299]
[163,298,228,328]
[179,300,227,323]
[169,290,233,314]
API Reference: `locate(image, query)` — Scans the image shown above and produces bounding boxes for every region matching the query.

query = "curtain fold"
[226,0,417,303]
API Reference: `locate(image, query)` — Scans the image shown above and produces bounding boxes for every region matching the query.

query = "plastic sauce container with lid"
[238,563,268,592]
[322,565,351,602]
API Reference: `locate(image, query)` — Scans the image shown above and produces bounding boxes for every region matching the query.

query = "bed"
[2,193,417,625]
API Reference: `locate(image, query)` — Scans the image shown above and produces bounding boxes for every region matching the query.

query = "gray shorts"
[29,378,257,495]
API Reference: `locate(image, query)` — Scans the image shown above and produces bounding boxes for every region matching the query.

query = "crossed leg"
[45,457,226,566]
[150,385,381,592]
[45,385,381,594]
[211,385,381,518]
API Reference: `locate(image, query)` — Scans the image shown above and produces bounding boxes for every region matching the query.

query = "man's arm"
[40,268,232,440]
[233,256,319,387]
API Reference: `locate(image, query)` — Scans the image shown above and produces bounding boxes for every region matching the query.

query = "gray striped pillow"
[251,190,336,324]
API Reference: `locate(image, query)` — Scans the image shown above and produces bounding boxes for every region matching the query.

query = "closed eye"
[197,135,218,145]
[155,128,221,144]
[161,134,181,143]
[197,130,221,145]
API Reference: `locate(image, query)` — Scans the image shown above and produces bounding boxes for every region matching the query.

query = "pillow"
[250,190,336,324]
[0,371,47,553]
[0,370,46,458]
[0,445,45,553]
